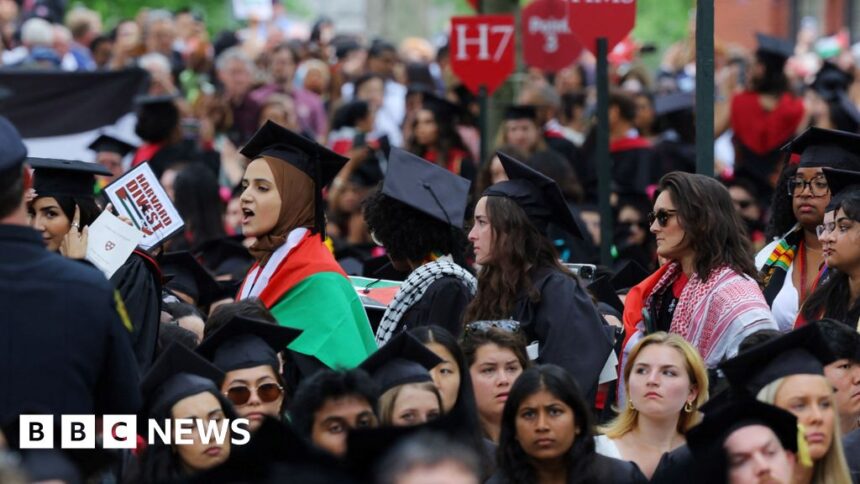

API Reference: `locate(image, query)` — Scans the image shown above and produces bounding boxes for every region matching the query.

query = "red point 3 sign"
[449,15,516,96]
[566,0,637,55]
[522,0,583,73]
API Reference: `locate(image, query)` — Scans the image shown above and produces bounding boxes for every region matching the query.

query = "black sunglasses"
[647,209,677,228]
[464,319,520,336]
[225,382,284,406]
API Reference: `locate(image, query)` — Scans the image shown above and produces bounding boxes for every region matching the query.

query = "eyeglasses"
[225,382,284,406]
[816,222,835,238]
[464,319,520,335]
[787,177,829,197]
[647,209,677,228]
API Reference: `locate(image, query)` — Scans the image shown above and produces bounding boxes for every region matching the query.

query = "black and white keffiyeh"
[375,258,477,345]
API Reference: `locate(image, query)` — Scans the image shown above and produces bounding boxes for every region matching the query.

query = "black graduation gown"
[844,429,860,483]
[654,136,696,174]
[110,251,162,375]
[485,453,647,484]
[397,276,473,338]
[611,144,660,198]
[0,225,141,422]
[649,444,695,484]
[546,134,588,184]
[512,266,613,403]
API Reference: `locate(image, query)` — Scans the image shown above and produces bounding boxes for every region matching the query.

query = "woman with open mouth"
[235,121,376,376]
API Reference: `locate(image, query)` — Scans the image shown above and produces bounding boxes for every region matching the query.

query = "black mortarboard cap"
[810,62,853,101]
[421,92,460,123]
[141,341,225,419]
[815,319,860,361]
[87,133,137,157]
[0,115,27,171]
[504,104,538,121]
[785,127,860,170]
[756,33,794,60]
[193,236,254,279]
[687,393,798,478]
[654,91,695,116]
[611,259,650,291]
[29,157,110,199]
[483,151,583,239]
[719,323,836,396]
[359,332,442,394]
[240,121,349,237]
[587,275,624,314]
[382,147,471,228]
[197,315,302,373]
[823,167,860,198]
[160,251,221,308]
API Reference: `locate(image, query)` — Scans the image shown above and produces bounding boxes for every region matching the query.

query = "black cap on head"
[141,341,225,418]
[815,319,860,361]
[160,251,221,308]
[823,167,860,198]
[359,332,442,394]
[88,133,137,157]
[382,147,471,228]
[504,104,539,121]
[755,32,794,60]
[29,158,110,199]
[420,92,460,124]
[785,127,860,170]
[611,259,650,291]
[719,324,836,396]
[687,392,798,479]
[240,121,349,236]
[197,315,302,373]
[654,91,695,116]
[483,151,583,239]
[193,236,254,279]
[0,116,27,171]
[587,275,624,314]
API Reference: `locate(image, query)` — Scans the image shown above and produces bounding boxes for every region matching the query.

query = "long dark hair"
[52,195,100,228]
[409,325,491,476]
[497,365,598,484]
[766,163,799,239]
[801,190,860,324]
[173,165,226,246]
[658,172,758,280]
[407,104,471,170]
[463,196,571,322]
[752,52,790,95]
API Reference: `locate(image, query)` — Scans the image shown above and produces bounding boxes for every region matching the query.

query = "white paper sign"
[86,211,144,279]
[598,350,619,384]
[103,162,184,250]
[232,0,272,21]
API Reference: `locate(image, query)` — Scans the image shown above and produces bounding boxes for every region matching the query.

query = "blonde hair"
[757,377,852,484]
[600,332,709,439]
[377,381,442,427]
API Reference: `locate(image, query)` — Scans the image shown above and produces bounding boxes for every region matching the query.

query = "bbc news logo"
[19,415,251,449]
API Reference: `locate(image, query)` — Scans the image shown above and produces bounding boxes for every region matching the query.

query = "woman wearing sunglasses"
[461,323,530,444]
[756,128,860,331]
[623,171,775,371]
[466,152,612,405]
[196,315,301,432]
[488,365,647,484]
[800,168,860,328]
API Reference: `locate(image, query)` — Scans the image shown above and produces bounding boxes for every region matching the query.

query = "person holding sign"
[236,120,376,373]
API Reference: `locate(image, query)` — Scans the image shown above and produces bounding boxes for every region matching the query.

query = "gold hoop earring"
[684,401,694,413]
[627,399,636,411]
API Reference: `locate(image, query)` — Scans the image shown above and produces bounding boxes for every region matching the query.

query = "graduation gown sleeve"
[843,429,860,483]
[592,454,649,483]
[516,268,613,402]
[399,276,473,337]
[268,271,377,369]
[110,252,161,375]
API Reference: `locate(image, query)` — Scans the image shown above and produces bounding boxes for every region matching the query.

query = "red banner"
[566,0,637,56]
[522,0,583,72]
[449,15,516,96]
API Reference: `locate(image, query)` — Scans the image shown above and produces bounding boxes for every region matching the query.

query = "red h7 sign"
[449,15,516,96]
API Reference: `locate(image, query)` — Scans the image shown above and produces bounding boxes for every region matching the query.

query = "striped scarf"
[760,226,803,305]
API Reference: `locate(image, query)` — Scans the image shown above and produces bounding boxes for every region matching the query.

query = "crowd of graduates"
[1,2,860,484]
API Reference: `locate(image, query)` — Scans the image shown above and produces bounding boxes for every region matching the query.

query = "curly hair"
[657,172,758,281]
[497,365,598,484]
[362,189,468,264]
[463,196,571,322]
[288,368,379,440]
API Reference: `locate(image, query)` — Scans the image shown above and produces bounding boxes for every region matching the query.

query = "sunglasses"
[464,319,520,336]
[647,209,677,228]
[225,382,284,406]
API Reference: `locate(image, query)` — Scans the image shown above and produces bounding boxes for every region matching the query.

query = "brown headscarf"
[249,156,315,266]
